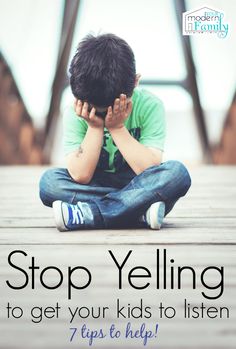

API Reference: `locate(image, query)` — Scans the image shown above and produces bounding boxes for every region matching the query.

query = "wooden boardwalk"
[0,165,235,349]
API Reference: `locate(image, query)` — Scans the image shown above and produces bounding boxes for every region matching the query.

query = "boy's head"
[69,33,137,109]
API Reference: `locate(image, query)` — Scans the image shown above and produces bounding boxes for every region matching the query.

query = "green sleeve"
[63,105,88,155]
[139,97,166,151]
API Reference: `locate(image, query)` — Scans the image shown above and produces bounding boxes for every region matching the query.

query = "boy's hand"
[74,99,104,129]
[105,94,132,131]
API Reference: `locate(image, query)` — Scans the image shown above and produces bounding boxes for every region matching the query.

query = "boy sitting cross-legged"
[39,33,191,231]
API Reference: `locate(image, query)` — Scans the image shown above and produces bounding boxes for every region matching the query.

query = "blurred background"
[0,0,236,166]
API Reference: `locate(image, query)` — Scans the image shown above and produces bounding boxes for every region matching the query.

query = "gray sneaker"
[143,201,165,230]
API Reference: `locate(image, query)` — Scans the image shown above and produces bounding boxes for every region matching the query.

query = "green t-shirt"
[63,88,166,173]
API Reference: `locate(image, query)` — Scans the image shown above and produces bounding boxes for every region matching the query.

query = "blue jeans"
[39,161,191,228]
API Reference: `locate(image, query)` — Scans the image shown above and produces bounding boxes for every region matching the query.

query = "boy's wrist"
[88,124,104,132]
[87,125,104,143]
[107,125,126,134]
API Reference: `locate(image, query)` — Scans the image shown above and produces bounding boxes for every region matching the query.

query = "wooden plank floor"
[0,166,235,349]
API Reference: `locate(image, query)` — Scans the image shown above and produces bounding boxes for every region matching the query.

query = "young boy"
[39,33,191,231]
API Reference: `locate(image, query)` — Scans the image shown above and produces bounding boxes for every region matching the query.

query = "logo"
[182,6,229,38]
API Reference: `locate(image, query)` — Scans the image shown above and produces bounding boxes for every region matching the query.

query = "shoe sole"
[149,201,165,230]
[52,200,68,232]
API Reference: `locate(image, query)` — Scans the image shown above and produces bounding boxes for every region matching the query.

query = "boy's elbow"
[75,176,91,185]
[152,158,162,166]
[68,170,92,184]
[148,147,163,166]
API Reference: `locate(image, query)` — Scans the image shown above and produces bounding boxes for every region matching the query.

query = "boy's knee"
[39,168,66,207]
[166,160,191,194]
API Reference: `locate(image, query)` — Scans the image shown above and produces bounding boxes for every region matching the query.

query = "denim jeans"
[39,161,191,229]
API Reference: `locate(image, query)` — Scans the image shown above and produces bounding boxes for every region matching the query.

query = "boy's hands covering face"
[105,94,132,131]
[74,99,104,129]
[74,94,132,131]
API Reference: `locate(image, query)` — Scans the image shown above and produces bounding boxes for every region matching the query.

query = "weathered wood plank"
[1,216,236,227]
[0,227,235,244]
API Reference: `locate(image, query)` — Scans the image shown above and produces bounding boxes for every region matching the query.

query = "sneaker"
[144,201,165,230]
[52,200,85,231]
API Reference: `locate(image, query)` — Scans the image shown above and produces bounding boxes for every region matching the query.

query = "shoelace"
[70,203,84,225]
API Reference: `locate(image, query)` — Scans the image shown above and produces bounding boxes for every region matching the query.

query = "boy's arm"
[66,100,104,184]
[109,127,162,175]
[106,95,162,175]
